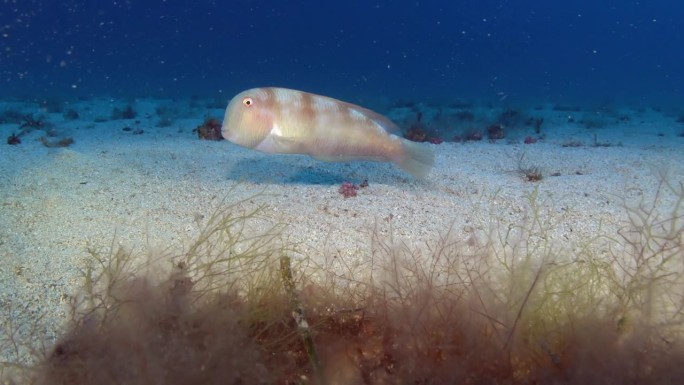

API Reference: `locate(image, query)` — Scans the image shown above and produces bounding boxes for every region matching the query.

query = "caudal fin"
[395,139,435,179]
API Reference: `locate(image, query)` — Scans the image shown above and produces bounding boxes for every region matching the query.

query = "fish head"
[221,88,275,148]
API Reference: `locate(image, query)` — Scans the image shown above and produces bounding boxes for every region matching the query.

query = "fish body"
[221,87,434,178]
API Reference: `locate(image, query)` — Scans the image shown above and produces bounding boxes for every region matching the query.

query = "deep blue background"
[1,0,682,106]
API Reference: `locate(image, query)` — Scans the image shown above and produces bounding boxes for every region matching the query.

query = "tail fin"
[395,139,435,179]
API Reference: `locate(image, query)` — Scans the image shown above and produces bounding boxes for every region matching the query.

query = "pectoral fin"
[252,132,295,153]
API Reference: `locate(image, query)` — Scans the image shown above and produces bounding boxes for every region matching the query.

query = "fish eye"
[242,97,253,107]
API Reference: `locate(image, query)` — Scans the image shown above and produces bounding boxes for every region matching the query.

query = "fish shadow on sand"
[226,157,403,185]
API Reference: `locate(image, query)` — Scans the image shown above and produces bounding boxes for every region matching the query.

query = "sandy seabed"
[1,97,683,365]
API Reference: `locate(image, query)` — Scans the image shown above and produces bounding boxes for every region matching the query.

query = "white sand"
[1,97,683,364]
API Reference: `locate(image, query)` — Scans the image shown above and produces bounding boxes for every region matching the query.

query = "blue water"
[1,0,682,106]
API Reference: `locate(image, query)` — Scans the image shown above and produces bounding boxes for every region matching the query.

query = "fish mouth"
[220,124,233,142]
[221,125,252,148]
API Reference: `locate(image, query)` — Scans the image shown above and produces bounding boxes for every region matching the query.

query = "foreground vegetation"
[2,175,684,384]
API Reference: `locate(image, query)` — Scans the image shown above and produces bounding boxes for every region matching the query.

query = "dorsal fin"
[340,101,401,134]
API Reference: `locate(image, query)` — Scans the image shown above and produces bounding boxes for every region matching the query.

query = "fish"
[221,87,434,178]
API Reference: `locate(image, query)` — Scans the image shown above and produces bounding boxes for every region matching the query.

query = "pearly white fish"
[221,87,434,178]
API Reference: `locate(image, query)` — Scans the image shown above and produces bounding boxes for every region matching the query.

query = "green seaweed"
[2,175,684,384]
